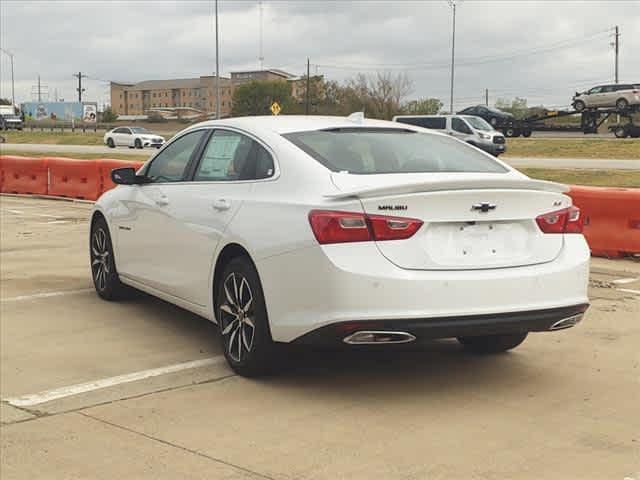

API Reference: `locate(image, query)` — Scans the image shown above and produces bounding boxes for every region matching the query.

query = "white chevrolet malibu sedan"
[91,115,590,376]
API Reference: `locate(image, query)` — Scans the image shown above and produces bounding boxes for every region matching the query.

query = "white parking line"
[612,277,639,285]
[4,356,227,407]
[617,288,640,296]
[1,288,94,303]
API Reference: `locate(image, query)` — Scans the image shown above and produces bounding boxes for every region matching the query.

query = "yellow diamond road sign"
[270,102,281,116]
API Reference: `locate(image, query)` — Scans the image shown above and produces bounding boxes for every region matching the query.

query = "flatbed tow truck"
[496,105,639,138]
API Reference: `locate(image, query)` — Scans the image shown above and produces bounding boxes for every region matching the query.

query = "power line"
[314,29,610,72]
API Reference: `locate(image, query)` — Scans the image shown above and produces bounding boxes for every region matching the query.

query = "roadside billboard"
[21,102,98,122]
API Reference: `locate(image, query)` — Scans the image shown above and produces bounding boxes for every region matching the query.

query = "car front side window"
[452,118,472,134]
[145,130,207,183]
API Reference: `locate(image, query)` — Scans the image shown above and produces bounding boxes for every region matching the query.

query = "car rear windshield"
[283,128,508,174]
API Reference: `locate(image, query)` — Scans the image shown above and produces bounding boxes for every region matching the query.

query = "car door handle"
[155,196,169,207]
[212,199,231,211]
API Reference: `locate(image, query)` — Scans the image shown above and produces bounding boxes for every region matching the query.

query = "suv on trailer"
[572,83,640,112]
[393,114,506,156]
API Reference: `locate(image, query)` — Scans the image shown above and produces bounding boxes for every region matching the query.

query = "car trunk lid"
[329,172,569,270]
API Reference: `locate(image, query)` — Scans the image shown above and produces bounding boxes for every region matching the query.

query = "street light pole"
[215,0,221,119]
[447,0,459,114]
[0,48,15,107]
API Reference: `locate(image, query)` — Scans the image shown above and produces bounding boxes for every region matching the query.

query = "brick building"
[110,69,315,117]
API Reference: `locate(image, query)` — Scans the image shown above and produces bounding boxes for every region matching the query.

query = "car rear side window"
[194,130,274,181]
[396,117,446,130]
[283,128,507,174]
[146,130,207,183]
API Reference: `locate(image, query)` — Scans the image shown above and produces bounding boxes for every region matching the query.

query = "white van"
[392,114,506,156]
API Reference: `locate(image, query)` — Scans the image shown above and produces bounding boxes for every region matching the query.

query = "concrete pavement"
[0,143,151,157]
[504,156,640,170]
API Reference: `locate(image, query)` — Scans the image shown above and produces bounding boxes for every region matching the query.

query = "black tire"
[614,126,628,139]
[505,128,516,137]
[135,138,143,149]
[489,117,498,127]
[522,129,532,138]
[573,100,585,112]
[90,217,130,301]
[457,333,528,354]
[616,98,629,111]
[216,256,277,377]
[107,137,115,148]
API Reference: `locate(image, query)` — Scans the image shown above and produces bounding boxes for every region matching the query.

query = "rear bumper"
[257,235,590,343]
[292,303,589,345]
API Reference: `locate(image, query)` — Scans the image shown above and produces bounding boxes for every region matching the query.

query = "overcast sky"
[1,0,639,110]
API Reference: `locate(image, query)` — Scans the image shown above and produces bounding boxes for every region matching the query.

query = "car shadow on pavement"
[124,292,549,396]
[253,341,547,401]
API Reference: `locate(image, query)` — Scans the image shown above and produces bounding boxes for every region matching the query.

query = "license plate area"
[425,220,530,267]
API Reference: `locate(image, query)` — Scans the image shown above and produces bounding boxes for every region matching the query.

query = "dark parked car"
[457,105,514,129]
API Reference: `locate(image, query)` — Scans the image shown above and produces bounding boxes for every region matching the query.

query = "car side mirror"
[111,167,150,185]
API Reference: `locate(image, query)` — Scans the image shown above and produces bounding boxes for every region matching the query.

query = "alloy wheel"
[219,272,255,362]
[616,99,628,111]
[91,228,110,291]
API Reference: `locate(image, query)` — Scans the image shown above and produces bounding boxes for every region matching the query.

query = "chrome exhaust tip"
[549,314,584,331]
[343,331,416,345]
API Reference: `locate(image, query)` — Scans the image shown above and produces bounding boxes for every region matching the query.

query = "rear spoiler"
[325,178,568,200]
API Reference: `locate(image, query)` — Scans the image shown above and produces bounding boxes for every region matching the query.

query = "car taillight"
[308,210,423,244]
[536,206,583,234]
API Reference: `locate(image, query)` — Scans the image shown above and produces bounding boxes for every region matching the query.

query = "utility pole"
[485,88,489,106]
[446,0,460,114]
[73,72,87,102]
[614,25,619,84]
[0,48,15,107]
[38,75,41,102]
[305,58,310,115]
[215,0,221,119]
[258,0,264,69]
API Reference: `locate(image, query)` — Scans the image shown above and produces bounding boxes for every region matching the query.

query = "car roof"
[188,115,436,135]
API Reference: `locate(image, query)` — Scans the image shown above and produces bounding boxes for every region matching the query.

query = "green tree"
[232,80,294,116]
[495,97,528,119]
[402,98,443,115]
[102,106,118,122]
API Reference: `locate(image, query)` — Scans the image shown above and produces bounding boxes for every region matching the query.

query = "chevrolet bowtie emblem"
[471,202,497,213]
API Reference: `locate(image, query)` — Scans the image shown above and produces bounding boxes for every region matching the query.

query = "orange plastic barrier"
[47,157,102,200]
[0,156,49,195]
[568,185,640,257]
[97,158,144,195]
